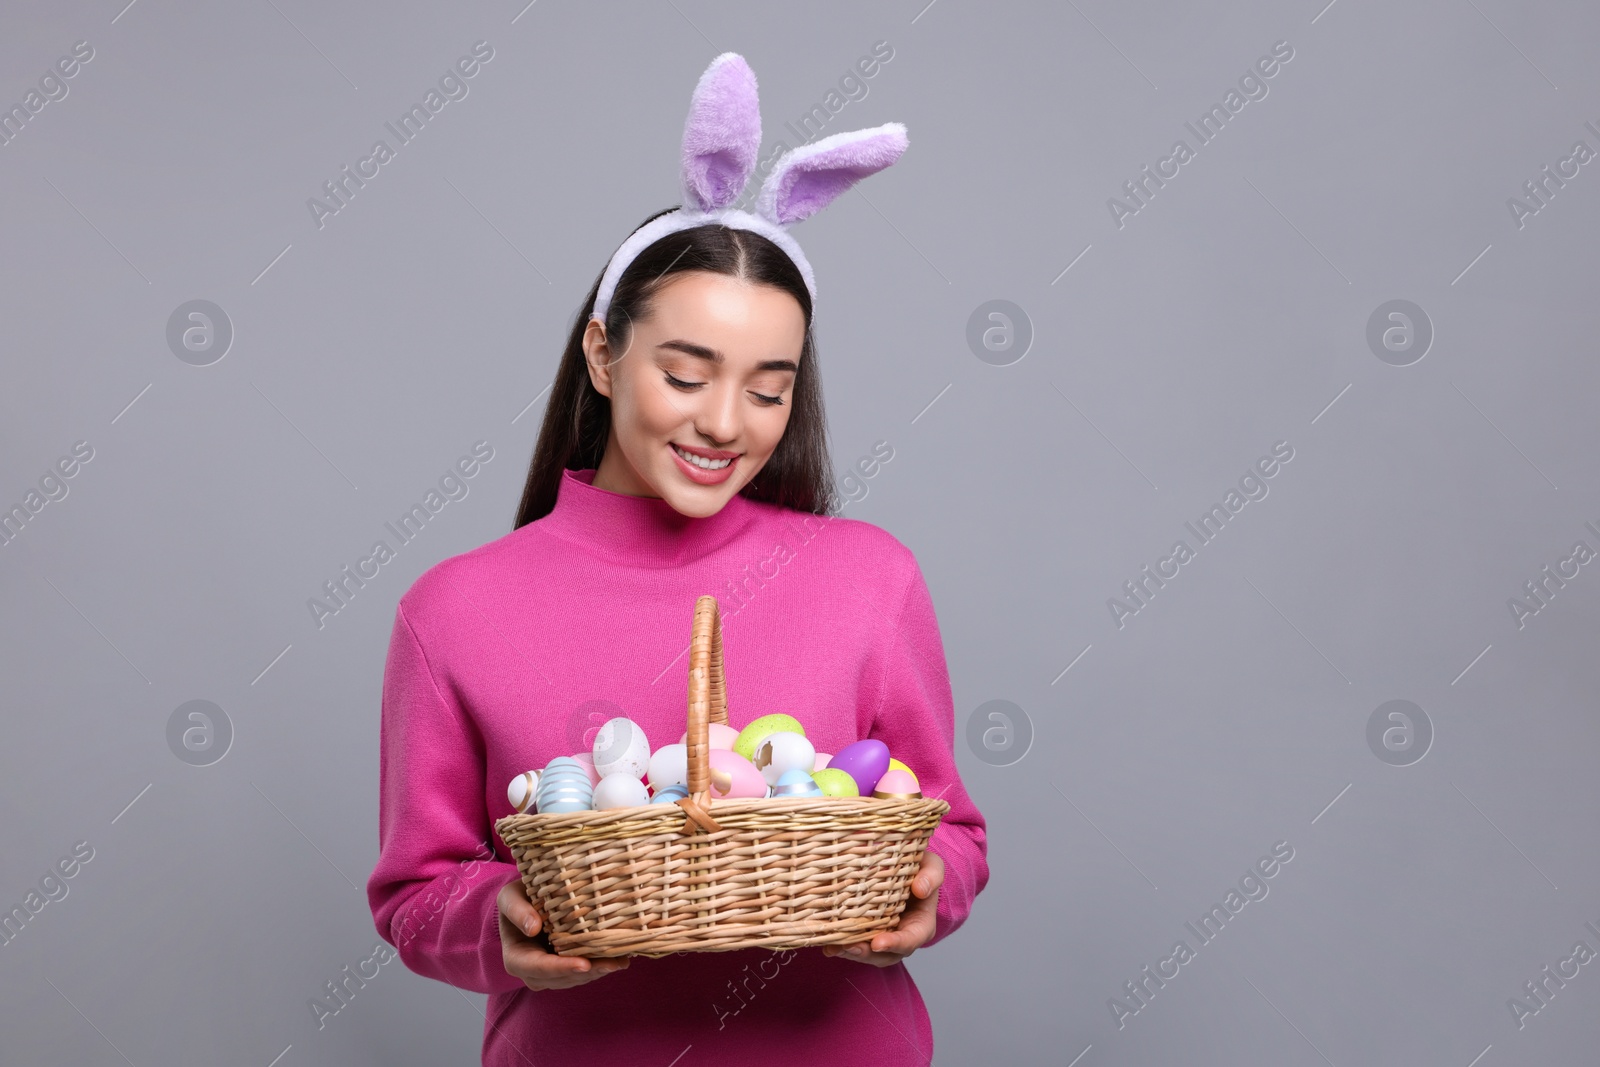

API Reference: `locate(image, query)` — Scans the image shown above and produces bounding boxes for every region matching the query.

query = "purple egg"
[828,740,890,796]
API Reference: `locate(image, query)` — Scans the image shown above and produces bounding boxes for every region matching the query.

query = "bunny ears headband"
[589,52,909,327]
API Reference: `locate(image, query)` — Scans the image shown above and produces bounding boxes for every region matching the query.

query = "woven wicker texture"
[495,594,950,958]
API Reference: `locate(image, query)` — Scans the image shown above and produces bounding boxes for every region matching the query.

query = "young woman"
[366,54,989,1064]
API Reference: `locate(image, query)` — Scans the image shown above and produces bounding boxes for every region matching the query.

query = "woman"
[366,53,988,1064]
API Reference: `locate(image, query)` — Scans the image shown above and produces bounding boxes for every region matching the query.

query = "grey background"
[2,0,1597,1063]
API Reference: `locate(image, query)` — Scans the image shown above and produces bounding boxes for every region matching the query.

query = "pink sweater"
[367,467,989,1064]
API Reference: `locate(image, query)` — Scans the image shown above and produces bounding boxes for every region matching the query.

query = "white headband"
[590,207,816,326]
[587,52,908,329]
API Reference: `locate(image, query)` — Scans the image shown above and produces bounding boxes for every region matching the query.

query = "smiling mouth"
[672,443,735,470]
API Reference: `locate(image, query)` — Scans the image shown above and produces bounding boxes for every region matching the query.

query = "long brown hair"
[512,207,837,529]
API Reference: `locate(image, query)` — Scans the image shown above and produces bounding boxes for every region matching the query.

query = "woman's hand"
[497,878,631,989]
[822,850,944,967]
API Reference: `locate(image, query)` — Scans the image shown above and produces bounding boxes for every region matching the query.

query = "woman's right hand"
[497,878,631,989]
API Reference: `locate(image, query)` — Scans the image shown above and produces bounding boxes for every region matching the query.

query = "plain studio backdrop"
[3,0,1599,1063]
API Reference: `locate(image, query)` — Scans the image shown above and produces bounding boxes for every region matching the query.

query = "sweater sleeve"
[866,553,990,948]
[366,598,526,995]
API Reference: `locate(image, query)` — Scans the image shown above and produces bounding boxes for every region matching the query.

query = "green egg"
[732,714,805,761]
[811,768,859,798]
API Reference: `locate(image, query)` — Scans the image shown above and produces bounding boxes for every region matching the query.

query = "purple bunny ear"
[680,53,763,213]
[755,122,908,226]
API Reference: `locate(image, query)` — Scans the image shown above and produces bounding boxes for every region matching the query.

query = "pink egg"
[814,752,832,770]
[871,768,921,798]
[706,748,767,799]
[571,752,601,787]
[680,722,740,750]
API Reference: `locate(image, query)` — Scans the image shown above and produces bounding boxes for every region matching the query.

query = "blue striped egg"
[650,783,690,805]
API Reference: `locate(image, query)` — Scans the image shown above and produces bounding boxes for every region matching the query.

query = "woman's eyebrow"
[656,340,797,373]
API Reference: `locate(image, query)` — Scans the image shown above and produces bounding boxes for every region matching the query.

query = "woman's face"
[583,270,807,518]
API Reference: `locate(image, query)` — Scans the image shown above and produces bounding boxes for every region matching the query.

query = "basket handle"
[680,595,729,832]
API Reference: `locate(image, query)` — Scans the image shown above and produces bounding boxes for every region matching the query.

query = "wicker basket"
[495,594,949,958]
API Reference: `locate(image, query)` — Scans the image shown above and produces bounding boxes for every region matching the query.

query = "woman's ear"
[582,317,616,398]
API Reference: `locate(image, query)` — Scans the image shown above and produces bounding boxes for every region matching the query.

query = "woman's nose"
[694,382,741,444]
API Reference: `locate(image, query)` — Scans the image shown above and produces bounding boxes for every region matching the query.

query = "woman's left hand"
[822,850,944,967]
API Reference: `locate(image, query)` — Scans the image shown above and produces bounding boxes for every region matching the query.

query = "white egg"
[507,770,540,813]
[593,717,651,779]
[592,772,651,810]
[647,743,689,790]
[752,730,816,787]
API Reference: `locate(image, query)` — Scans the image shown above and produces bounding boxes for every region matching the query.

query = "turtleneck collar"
[536,468,759,568]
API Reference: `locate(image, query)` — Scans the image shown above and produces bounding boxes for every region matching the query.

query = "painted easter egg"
[542,756,585,778]
[706,748,767,799]
[593,717,651,779]
[752,731,815,786]
[507,769,540,813]
[885,759,918,791]
[810,768,859,798]
[769,768,823,798]
[679,722,740,750]
[647,743,689,791]
[535,758,594,813]
[537,759,590,782]
[650,783,690,805]
[814,752,832,770]
[871,768,922,800]
[593,772,651,810]
[732,714,806,761]
[828,739,891,796]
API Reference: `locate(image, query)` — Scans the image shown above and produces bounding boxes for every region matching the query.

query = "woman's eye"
[666,371,783,406]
